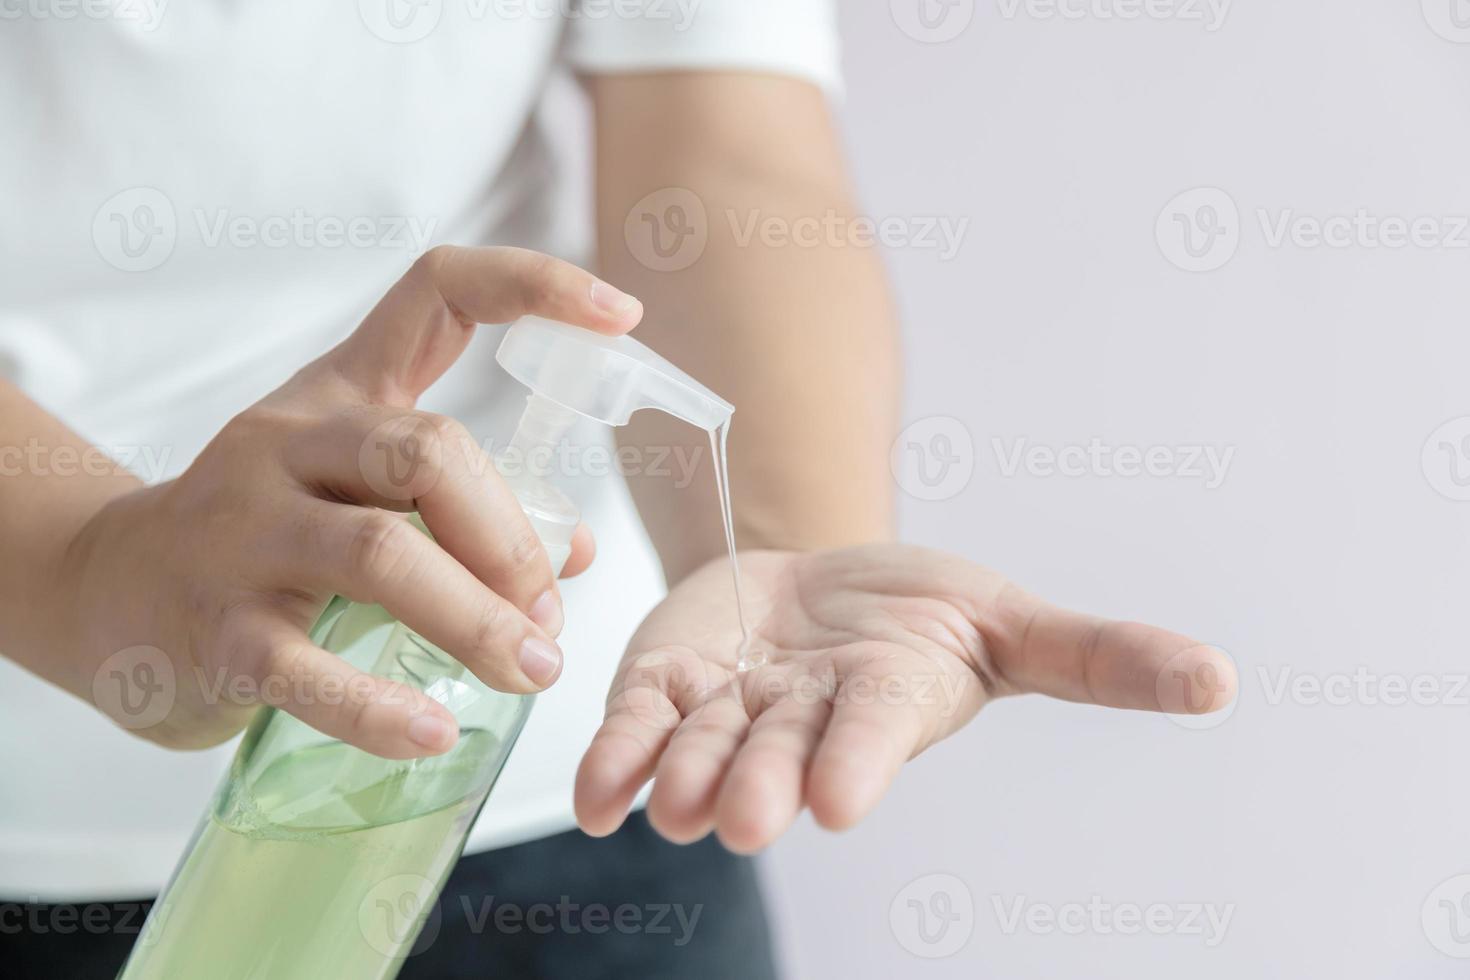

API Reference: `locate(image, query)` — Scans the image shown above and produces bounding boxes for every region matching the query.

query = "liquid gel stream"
[710,421,763,671]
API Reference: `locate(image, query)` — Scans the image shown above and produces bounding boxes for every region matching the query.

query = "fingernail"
[530,590,564,639]
[591,280,642,322]
[519,636,563,688]
[408,714,457,751]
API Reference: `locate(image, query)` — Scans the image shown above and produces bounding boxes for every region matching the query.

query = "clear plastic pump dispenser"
[496,318,734,429]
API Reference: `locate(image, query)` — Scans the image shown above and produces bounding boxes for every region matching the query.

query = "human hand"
[56,246,643,758]
[575,545,1236,852]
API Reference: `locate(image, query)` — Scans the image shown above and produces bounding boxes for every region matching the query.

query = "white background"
[762,2,1470,977]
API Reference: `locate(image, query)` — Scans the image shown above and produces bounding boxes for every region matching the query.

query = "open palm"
[574,544,1236,852]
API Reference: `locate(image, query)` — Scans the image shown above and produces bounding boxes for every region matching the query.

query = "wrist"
[9,478,144,697]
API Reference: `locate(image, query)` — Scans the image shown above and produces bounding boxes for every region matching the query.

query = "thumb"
[328,245,643,406]
[988,584,1238,716]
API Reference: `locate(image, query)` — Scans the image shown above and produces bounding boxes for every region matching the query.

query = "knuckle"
[205,408,293,479]
[468,597,508,658]
[359,412,446,499]
[502,524,547,574]
[515,251,560,310]
[335,679,371,735]
[219,406,280,444]
[215,411,258,448]
[210,619,269,704]
[215,606,262,670]
[423,412,470,447]
[414,244,456,280]
[258,641,309,707]
[350,513,416,589]
[420,413,477,472]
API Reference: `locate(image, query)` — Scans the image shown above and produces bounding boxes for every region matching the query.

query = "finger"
[714,674,833,854]
[560,524,595,579]
[806,659,928,832]
[987,587,1238,714]
[575,687,678,837]
[327,246,643,405]
[282,504,563,694]
[284,407,565,622]
[645,685,749,844]
[574,647,719,837]
[237,613,460,760]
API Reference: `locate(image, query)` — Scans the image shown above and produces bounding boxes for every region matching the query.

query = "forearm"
[591,73,900,584]
[0,381,141,676]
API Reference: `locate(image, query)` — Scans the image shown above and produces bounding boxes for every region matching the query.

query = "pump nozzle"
[495,317,762,672]
[495,319,733,430]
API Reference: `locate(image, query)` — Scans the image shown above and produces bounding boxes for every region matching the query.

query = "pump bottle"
[118,319,733,980]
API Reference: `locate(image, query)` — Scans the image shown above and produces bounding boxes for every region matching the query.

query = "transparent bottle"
[118,320,733,980]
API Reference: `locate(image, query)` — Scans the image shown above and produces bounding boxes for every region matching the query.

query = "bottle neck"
[506,392,580,464]
[501,393,582,577]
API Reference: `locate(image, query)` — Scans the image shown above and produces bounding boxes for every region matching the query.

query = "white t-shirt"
[0,0,839,900]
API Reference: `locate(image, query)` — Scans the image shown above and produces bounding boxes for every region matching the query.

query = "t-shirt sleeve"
[561,0,842,94]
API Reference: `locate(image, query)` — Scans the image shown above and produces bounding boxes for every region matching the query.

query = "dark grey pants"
[1,813,779,980]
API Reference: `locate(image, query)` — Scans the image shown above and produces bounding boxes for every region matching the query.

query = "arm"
[589,73,901,583]
[0,384,141,690]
